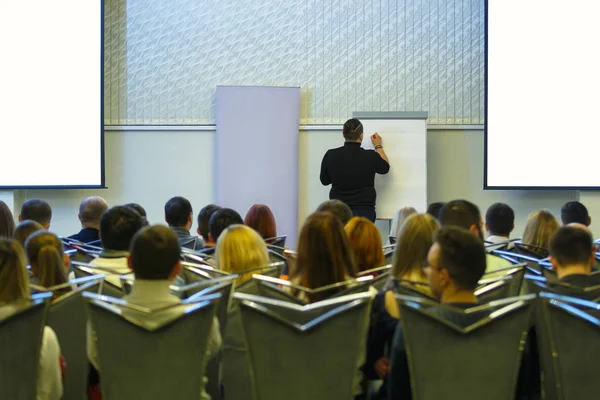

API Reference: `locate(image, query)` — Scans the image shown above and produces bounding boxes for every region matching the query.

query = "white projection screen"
[0,0,103,188]
[485,0,600,189]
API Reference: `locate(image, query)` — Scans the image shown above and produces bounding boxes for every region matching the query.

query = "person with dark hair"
[485,202,515,250]
[244,204,277,240]
[425,201,445,221]
[68,196,108,243]
[439,199,511,273]
[197,204,222,248]
[19,199,52,230]
[124,203,149,225]
[316,199,353,226]
[561,201,591,226]
[164,196,203,250]
[13,220,44,247]
[549,225,596,287]
[0,200,16,238]
[208,208,243,244]
[319,118,390,222]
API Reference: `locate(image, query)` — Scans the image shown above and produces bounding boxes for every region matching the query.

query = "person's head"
[561,201,591,226]
[244,204,277,240]
[215,225,270,284]
[392,213,439,280]
[78,196,108,229]
[316,200,353,226]
[13,220,44,247]
[197,204,222,244]
[99,206,144,251]
[426,226,486,301]
[390,206,417,238]
[485,202,515,237]
[128,225,181,281]
[426,202,445,220]
[295,212,357,302]
[19,199,52,230]
[0,201,16,238]
[164,196,193,230]
[342,118,364,142]
[209,208,243,243]
[0,238,30,302]
[522,210,560,250]
[549,225,595,278]
[439,200,483,240]
[124,203,149,226]
[344,217,384,273]
[25,231,69,289]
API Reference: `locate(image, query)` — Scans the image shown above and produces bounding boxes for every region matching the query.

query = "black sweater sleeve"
[320,151,332,185]
[374,151,390,175]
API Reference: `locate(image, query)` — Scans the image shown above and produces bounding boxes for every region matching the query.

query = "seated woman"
[25,231,70,298]
[0,238,63,399]
[0,200,16,239]
[389,206,417,243]
[365,213,439,399]
[243,204,277,241]
[344,217,384,274]
[518,210,559,258]
[215,224,270,285]
[13,220,44,247]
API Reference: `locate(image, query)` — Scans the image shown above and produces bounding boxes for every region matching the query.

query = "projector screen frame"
[483,0,599,191]
[0,0,106,190]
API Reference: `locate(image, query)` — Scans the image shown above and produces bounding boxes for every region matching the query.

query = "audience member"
[0,200,16,238]
[549,225,596,287]
[19,199,52,230]
[244,204,277,240]
[69,197,108,243]
[344,217,384,273]
[316,199,353,226]
[439,199,511,273]
[0,238,63,399]
[561,201,591,226]
[485,202,515,250]
[164,196,203,250]
[87,225,221,400]
[208,208,243,244]
[25,231,70,298]
[426,201,445,220]
[389,206,417,239]
[215,225,270,284]
[124,203,149,225]
[197,204,222,248]
[520,210,559,258]
[13,220,44,247]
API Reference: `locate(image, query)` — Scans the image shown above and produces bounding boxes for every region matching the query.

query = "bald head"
[78,196,108,229]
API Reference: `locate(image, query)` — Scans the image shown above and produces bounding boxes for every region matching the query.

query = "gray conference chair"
[72,261,129,298]
[265,235,287,248]
[357,264,393,291]
[382,244,396,265]
[0,292,52,400]
[395,294,535,400]
[475,264,527,303]
[525,275,600,302]
[234,291,375,400]
[84,292,221,400]
[182,261,230,284]
[233,262,287,296]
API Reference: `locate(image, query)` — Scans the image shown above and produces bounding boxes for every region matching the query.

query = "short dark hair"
[21,199,52,226]
[316,200,353,226]
[130,225,181,280]
[436,226,486,290]
[439,200,481,230]
[164,196,192,227]
[342,118,363,140]
[485,203,515,236]
[100,206,144,251]
[426,202,445,220]
[561,201,590,226]
[209,208,243,242]
[198,204,222,242]
[549,226,593,266]
[124,203,148,226]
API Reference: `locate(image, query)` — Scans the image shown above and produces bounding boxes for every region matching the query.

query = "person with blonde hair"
[520,210,560,258]
[389,206,417,240]
[0,200,16,238]
[0,238,63,399]
[25,231,70,298]
[344,217,385,273]
[215,224,270,285]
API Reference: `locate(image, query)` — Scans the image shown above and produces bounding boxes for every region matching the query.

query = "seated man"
[549,225,596,287]
[87,225,221,399]
[316,199,353,226]
[425,201,445,221]
[485,202,515,251]
[124,203,149,226]
[19,199,52,230]
[207,208,243,253]
[164,196,203,250]
[69,196,108,243]
[197,204,222,251]
[561,201,591,226]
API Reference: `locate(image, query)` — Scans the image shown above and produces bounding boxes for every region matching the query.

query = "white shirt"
[485,235,515,251]
[37,326,63,400]
[90,256,130,274]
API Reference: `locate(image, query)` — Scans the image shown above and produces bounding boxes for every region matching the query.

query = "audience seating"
[265,235,287,248]
[356,264,393,291]
[84,291,221,400]
[0,293,53,400]
[525,275,600,302]
[475,264,527,302]
[382,244,396,265]
[181,248,215,264]
[492,249,544,273]
[388,236,396,245]
[72,261,130,298]
[182,261,230,283]
[232,262,287,295]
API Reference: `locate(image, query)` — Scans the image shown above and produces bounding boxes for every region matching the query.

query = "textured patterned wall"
[104,0,484,125]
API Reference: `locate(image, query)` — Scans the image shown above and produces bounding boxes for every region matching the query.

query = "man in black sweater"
[319,118,390,222]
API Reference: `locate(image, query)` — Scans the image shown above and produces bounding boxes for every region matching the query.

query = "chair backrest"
[397,294,534,400]
[492,249,543,273]
[183,275,238,335]
[475,265,526,303]
[235,291,375,400]
[265,235,287,248]
[72,261,128,298]
[357,264,393,290]
[182,261,230,283]
[525,275,600,301]
[234,262,287,296]
[0,293,52,400]
[85,292,220,400]
[383,244,396,265]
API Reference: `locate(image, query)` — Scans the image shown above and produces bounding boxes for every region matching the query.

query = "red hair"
[244,204,277,239]
[344,217,384,273]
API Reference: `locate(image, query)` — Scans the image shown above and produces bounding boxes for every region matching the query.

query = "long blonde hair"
[522,210,559,250]
[0,238,30,302]
[390,206,418,238]
[25,231,69,293]
[215,224,270,285]
[392,213,439,282]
